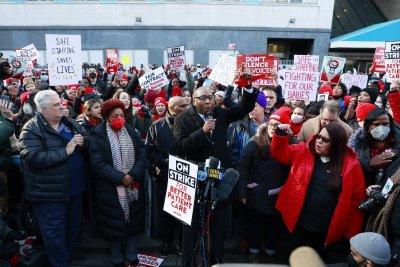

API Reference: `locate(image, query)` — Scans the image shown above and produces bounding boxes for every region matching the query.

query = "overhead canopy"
[330,19,400,49]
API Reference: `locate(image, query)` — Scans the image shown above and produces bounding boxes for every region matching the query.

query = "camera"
[359,188,386,212]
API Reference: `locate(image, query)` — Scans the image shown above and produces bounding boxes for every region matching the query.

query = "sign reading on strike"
[167,46,186,71]
[137,254,164,267]
[163,155,198,226]
[106,49,119,74]
[320,56,346,84]
[340,74,368,89]
[46,34,82,86]
[372,47,385,73]
[279,69,319,101]
[294,55,319,72]
[138,67,169,91]
[236,54,274,86]
[385,41,400,82]
[209,54,237,86]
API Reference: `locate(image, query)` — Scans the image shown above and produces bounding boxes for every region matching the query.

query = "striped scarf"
[106,123,136,222]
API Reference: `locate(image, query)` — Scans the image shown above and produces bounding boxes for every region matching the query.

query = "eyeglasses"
[194,95,214,101]
[316,134,330,143]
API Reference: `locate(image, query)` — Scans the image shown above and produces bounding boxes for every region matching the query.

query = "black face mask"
[89,72,97,79]
[346,253,365,267]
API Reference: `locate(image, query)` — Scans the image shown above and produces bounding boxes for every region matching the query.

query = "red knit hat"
[20,92,33,106]
[67,84,79,90]
[84,87,95,95]
[154,97,167,108]
[121,73,128,81]
[269,106,292,124]
[319,85,333,96]
[356,103,377,122]
[172,86,182,97]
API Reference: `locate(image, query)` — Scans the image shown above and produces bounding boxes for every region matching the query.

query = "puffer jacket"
[271,134,366,245]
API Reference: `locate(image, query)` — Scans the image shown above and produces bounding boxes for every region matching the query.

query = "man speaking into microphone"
[174,69,259,266]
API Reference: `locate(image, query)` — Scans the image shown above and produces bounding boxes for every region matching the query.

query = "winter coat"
[271,134,366,245]
[388,90,400,125]
[146,115,175,183]
[297,115,353,142]
[89,122,147,238]
[0,112,14,170]
[238,140,289,214]
[19,114,90,201]
[174,88,259,168]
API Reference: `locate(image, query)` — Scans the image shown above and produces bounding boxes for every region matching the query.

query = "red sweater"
[271,134,366,245]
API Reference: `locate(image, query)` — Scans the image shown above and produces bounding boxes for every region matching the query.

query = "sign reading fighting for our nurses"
[137,254,164,267]
[163,155,198,226]
[138,66,169,91]
[167,46,186,71]
[46,34,82,86]
[385,41,400,82]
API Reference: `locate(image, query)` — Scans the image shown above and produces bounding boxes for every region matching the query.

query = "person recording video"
[173,68,259,267]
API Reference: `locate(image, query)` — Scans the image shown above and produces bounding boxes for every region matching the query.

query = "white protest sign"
[320,56,346,84]
[22,44,39,61]
[15,49,34,76]
[139,66,169,91]
[209,54,236,86]
[294,55,319,72]
[46,34,82,86]
[384,41,400,82]
[317,93,329,102]
[163,155,198,226]
[167,46,186,71]
[279,69,319,101]
[137,254,164,267]
[340,74,368,89]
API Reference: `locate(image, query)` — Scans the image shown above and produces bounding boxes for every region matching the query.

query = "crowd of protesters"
[0,54,400,267]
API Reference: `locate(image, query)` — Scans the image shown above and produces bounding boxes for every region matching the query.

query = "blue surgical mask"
[375,102,382,109]
[370,125,390,141]
[41,75,48,81]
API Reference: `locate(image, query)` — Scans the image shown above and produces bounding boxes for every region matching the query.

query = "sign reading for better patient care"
[163,155,198,226]
[167,46,186,71]
[138,66,169,91]
[385,41,400,82]
[46,34,82,86]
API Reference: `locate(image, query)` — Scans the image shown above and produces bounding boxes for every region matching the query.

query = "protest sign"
[139,66,169,91]
[320,56,346,84]
[372,47,385,73]
[22,44,39,61]
[137,254,164,267]
[236,54,274,86]
[121,54,130,65]
[279,69,319,101]
[209,54,237,86]
[340,74,368,89]
[106,49,119,74]
[384,41,400,82]
[294,55,319,72]
[228,43,236,50]
[14,49,34,76]
[163,155,198,226]
[9,54,30,77]
[317,93,329,102]
[167,46,186,71]
[46,34,82,86]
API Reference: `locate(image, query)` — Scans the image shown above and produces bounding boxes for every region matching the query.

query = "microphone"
[207,111,214,138]
[211,168,239,210]
[197,162,207,182]
[203,156,220,199]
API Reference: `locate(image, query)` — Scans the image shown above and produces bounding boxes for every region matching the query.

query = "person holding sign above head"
[146,96,187,258]
[89,99,147,267]
[174,67,259,267]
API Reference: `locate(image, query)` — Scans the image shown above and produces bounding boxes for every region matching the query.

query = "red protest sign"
[372,47,385,73]
[236,54,275,86]
[106,49,119,74]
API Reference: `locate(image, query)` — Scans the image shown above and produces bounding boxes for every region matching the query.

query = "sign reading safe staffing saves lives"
[163,156,198,226]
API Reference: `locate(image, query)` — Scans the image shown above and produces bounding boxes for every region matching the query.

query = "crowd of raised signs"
[0,52,400,267]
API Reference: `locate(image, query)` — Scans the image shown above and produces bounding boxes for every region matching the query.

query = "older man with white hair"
[19,90,90,267]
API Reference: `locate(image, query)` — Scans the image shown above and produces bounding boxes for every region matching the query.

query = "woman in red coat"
[270,123,366,256]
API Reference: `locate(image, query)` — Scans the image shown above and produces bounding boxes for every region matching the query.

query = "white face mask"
[370,125,390,141]
[375,102,382,109]
[291,114,303,124]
